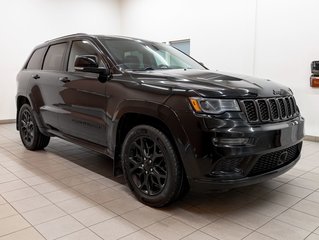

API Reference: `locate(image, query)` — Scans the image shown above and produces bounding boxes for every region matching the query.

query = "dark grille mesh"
[258,100,270,121]
[243,101,258,122]
[248,144,300,176]
[278,99,286,118]
[269,99,279,119]
[241,96,299,123]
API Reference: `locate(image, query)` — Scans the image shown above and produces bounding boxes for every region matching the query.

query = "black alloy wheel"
[128,136,167,196]
[18,104,50,150]
[20,108,34,145]
[121,125,183,207]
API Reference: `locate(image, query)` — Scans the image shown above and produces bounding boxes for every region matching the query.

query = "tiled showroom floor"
[0,123,319,240]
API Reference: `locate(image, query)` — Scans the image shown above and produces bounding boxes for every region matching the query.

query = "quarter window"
[26,47,46,70]
[43,43,67,71]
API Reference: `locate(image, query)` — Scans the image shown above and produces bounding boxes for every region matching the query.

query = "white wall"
[120,0,319,136]
[0,0,120,120]
[254,0,319,136]
[120,0,257,75]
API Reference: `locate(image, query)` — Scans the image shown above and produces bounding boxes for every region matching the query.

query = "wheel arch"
[116,112,178,155]
[111,100,190,176]
[16,94,48,136]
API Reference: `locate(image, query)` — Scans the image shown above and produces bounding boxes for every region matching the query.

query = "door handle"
[32,74,40,80]
[59,77,70,83]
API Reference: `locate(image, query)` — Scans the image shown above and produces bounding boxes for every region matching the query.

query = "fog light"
[212,137,249,146]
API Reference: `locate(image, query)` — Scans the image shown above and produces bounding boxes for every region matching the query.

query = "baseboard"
[0,119,15,124]
[304,135,319,142]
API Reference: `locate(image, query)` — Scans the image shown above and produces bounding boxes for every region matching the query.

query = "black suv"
[16,33,304,207]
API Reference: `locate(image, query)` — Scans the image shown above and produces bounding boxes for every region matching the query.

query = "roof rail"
[45,33,91,43]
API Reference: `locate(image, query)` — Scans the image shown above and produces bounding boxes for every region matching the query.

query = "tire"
[18,104,50,150]
[121,125,183,207]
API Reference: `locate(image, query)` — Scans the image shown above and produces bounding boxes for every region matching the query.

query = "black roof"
[44,33,150,43]
[44,33,91,42]
[33,33,155,51]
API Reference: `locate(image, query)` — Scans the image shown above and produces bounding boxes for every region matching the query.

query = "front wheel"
[18,104,50,150]
[121,125,183,207]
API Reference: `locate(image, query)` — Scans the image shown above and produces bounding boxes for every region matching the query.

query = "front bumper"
[184,116,304,190]
[189,150,301,191]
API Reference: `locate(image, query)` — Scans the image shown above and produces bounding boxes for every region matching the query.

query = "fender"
[109,99,190,161]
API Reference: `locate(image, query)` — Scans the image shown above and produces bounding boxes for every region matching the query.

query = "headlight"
[189,97,240,114]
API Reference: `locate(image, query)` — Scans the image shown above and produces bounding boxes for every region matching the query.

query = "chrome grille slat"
[241,96,299,123]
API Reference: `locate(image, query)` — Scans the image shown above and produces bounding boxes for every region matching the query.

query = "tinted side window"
[43,43,67,71]
[68,40,104,72]
[26,47,46,70]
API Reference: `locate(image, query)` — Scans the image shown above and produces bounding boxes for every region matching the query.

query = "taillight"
[310,76,319,87]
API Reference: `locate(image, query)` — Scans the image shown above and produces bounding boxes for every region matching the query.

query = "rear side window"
[43,43,67,71]
[26,47,46,70]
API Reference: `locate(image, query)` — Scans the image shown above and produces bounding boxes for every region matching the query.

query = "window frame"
[25,46,48,70]
[42,42,69,72]
[66,39,109,73]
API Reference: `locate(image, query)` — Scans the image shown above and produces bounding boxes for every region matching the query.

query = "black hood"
[128,69,292,98]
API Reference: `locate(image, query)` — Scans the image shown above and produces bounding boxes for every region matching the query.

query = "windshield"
[99,38,205,71]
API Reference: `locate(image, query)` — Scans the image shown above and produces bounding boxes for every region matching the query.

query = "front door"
[57,40,108,145]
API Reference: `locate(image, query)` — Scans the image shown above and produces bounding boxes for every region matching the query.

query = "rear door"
[21,46,47,105]
[57,39,108,145]
[28,42,68,130]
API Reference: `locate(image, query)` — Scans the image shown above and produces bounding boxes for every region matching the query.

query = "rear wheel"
[121,125,183,207]
[18,104,50,150]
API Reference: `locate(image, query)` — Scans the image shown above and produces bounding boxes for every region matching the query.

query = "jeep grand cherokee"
[16,34,304,207]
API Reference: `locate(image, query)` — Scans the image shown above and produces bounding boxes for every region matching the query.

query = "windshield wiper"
[143,65,171,71]
[144,67,155,71]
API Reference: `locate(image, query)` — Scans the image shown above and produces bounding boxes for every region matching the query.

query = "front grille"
[248,144,300,177]
[241,96,299,123]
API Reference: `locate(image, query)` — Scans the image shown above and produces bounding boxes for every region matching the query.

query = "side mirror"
[74,55,110,82]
